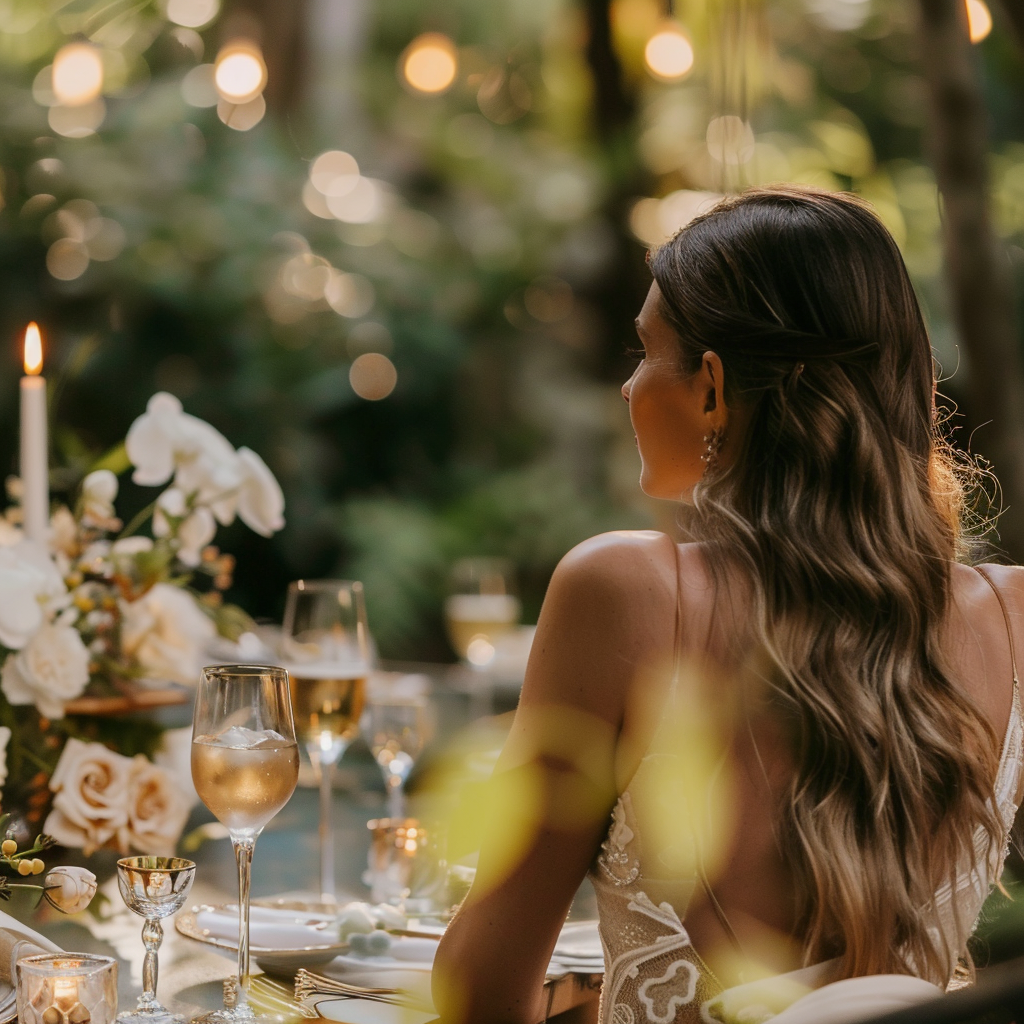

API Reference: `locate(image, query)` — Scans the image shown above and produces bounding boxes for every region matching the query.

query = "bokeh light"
[214,42,267,103]
[966,0,993,43]
[52,43,104,106]
[181,64,218,107]
[310,150,359,196]
[166,0,220,29]
[401,33,458,94]
[217,94,266,131]
[644,25,694,81]
[46,238,89,280]
[629,190,721,246]
[326,177,385,224]
[48,99,105,138]
[326,270,375,318]
[349,352,397,400]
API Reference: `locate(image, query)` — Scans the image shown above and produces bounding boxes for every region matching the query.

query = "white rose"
[43,866,98,914]
[81,469,118,524]
[0,726,10,792]
[0,543,66,650]
[126,756,191,856]
[236,448,285,537]
[44,739,132,855]
[120,583,216,686]
[1,625,90,719]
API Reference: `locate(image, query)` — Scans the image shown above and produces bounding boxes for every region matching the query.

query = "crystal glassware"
[282,580,371,903]
[191,664,299,1022]
[366,693,432,818]
[443,557,520,669]
[115,857,196,1024]
[17,954,118,1024]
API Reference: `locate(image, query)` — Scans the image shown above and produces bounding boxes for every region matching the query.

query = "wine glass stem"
[318,757,335,902]
[233,834,256,1007]
[387,779,404,820]
[140,917,162,1009]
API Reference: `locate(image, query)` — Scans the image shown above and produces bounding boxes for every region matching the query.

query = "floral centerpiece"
[0,393,285,855]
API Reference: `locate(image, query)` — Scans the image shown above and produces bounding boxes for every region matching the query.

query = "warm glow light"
[349,352,397,400]
[466,635,496,667]
[23,323,42,375]
[644,24,694,81]
[401,33,458,94]
[52,43,104,106]
[310,150,359,196]
[166,0,220,29]
[214,42,266,103]
[966,0,993,42]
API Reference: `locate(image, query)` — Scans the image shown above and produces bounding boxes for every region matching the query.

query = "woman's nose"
[622,369,636,403]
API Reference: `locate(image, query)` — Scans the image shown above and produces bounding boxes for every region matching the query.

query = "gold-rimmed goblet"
[116,856,196,1023]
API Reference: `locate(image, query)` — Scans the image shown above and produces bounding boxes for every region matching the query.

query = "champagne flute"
[282,579,371,904]
[366,693,432,818]
[191,665,299,1022]
[443,557,520,669]
[116,856,195,1024]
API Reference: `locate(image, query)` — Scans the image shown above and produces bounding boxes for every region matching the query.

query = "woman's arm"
[431,531,677,1024]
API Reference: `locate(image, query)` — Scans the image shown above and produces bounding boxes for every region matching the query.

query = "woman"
[432,186,1024,1024]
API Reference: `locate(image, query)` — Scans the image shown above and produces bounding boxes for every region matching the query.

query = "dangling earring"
[701,427,726,472]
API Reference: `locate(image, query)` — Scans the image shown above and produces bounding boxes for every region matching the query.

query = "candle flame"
[23,323,42,375]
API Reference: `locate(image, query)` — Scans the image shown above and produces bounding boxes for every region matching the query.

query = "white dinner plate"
[312,998,437,1024]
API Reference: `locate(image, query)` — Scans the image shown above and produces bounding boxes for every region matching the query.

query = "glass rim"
[117,855,195,871]
[17,952,116,974]
[286,578,364,594]
[201,663,289,679]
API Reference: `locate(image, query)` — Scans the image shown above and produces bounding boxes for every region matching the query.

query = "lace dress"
[589,564,1024,1024]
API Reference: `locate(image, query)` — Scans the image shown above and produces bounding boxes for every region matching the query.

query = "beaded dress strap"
[976,566,1021,693]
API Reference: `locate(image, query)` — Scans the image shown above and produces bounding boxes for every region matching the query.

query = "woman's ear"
[702,351,727,420]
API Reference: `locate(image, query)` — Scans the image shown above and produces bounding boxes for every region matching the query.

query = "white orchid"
[0,543,67,650]
[0,623,91,719]
[236,447,285,537]
[126,392,285,549]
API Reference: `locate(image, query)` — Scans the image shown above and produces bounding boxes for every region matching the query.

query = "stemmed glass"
[116,856,196,1024]
[443,557,520,670]
[191,665,299,1022]
[282,579,371,904]
[366,693,432,819]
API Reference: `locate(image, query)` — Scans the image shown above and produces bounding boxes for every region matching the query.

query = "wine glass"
[116,856,196,1024]
[191,665,299,1022]
[443,557,520,669]
[282,579,371,904]
[366,692,433,818]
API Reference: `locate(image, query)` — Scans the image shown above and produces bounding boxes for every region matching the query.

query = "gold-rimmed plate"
[176,901,349,974]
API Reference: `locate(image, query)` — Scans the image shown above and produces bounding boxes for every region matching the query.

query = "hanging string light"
[644,23,695,80]
[52,42,104,106]
[401,33,458,94]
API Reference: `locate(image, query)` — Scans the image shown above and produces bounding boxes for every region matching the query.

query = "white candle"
[20,322,48,545]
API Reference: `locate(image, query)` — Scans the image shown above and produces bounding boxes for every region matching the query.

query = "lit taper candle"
[20,323,48,544]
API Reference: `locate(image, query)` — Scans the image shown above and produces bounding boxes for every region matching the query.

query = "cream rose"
[120,583,216,686]
[43,866,98,914]
[1,624,90,719]
[43,739,132,855]
[126,756,191,856]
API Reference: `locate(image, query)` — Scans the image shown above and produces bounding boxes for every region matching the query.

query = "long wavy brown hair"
[650,185,1003,984]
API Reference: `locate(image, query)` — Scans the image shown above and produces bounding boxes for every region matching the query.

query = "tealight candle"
[16,953,117,1024]
[19,322,49,545]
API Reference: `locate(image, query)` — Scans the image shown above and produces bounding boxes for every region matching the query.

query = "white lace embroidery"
[598,796,640,886]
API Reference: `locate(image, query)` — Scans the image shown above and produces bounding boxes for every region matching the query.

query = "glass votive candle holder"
[17,953,118,1024]
[365,817,444,910]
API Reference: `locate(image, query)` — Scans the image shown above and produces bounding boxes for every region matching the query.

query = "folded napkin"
[0,909,62,1023]
[195,908,337,949]
[547,920,603,976]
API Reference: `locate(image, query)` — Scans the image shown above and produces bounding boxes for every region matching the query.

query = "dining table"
[3,662,602,1023]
